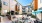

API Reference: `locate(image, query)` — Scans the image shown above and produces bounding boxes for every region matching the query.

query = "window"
[39,7,42,10]
[11,5,14,8]
[15,5,17,11]
[22,8,25,12]
[15,4,20,12]
[40,0,42,3]
[12,0,14,2]
[3,1,8,6]
[28,8,32,12]
[3,10,7,13]
[28,6,31,8]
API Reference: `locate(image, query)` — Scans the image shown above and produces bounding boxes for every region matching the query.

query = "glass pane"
[3,2,8,6]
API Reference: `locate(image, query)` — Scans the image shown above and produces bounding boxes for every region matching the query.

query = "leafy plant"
[0,7,1,11]
[31,14,36,18]
[7,12,10,15]
[19,21,22,23]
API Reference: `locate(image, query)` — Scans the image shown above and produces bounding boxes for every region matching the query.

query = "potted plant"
[7,11,10,15]
[31,14,36,18]
[19,21,22,23]
[10,11,14,15]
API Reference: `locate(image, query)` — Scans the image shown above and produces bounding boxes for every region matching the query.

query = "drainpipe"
[9,0,10,15]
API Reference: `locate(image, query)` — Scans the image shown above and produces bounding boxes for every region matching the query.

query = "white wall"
[25,7,28,13]
[10,0,17,11]
[37,13,41,20]
[19,5,22,14]
[1,0,22,15]
[1,0,10,15]
[1,0,17,15]
[38,0,42,9]
[36,0,42,20]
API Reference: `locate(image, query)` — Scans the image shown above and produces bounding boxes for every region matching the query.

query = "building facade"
[22,6,28,14]
[1,0,22,15]
[22,6,32,14]
[37,0,42,21]
[1,0,10,15]
[38,0,42,10]
[33,0,42,10]
[33,0,42,22]
[37,12,42,22]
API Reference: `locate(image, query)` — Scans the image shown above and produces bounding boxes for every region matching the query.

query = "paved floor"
[0,15,36,23]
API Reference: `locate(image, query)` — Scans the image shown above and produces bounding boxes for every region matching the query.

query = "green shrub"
[7,12,10,15]
[31,15,36,18]
[0,7,1,10]
[19,21,22,23]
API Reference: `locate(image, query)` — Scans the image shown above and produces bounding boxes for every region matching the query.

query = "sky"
[16,0,32,6]
[16,0,42,15]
